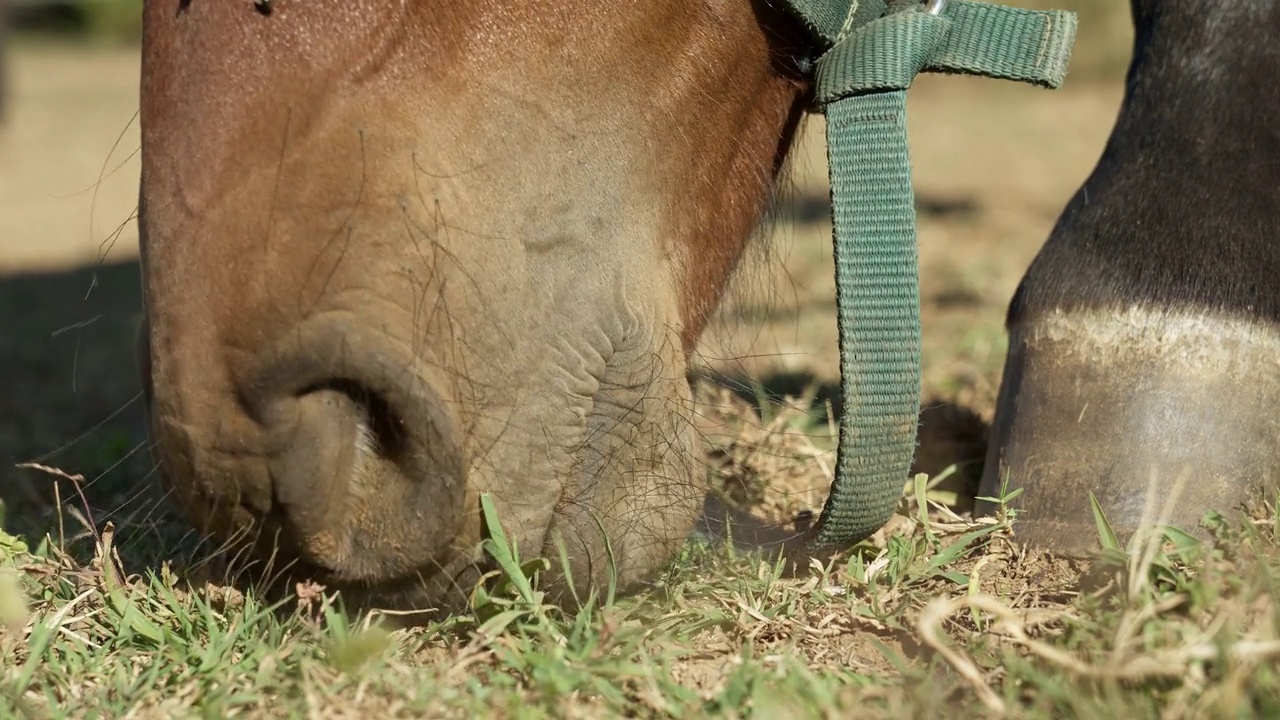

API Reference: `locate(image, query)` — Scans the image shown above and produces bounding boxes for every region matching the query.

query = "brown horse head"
[137,0,812,609]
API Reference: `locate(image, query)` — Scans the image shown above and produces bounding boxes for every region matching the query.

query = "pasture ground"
[3,29,1280,718]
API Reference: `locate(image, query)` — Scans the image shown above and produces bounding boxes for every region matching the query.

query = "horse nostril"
[238,315,467,580]
[262,374,418,572]
[262,383,366,548]
[300,378,408,461]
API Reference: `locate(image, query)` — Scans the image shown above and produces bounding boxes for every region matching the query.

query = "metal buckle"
[924,0,947,15]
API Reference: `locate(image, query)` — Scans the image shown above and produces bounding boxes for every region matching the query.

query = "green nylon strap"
[817,90,924,545]
[814,2,1077,102]
[783,0,885,43]
[791,1,1077,548]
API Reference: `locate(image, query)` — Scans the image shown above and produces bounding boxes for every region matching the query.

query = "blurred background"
[0,2,1134,550]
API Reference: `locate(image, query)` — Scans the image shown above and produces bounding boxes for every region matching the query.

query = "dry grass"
[3,394,1278,717]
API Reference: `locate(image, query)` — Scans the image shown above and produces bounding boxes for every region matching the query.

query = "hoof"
[978,308,1280,554]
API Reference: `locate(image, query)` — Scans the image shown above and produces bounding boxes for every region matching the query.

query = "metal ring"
[924,0,947,15]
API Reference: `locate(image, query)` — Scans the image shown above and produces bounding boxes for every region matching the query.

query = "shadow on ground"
[0,258,190,564]
[692,368,991,505]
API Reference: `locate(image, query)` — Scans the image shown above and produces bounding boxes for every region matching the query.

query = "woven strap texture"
[778,0,1077,548]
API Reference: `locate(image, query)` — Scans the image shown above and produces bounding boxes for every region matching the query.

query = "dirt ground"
[0,39,1127,550]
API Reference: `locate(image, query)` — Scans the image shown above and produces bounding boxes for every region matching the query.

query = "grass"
[2,390,1278,718]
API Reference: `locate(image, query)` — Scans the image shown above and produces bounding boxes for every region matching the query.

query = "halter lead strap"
[779,0,1077,548]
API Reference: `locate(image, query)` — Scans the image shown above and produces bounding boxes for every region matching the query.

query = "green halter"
[782,0,1077,548]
